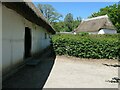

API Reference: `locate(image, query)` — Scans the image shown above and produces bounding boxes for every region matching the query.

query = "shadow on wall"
[2,44,56,89]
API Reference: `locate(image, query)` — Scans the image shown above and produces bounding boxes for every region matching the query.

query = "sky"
[33,2,118,20]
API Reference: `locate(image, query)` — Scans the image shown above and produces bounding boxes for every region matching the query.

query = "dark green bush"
[52,34,119,59]
[79,32,89,36]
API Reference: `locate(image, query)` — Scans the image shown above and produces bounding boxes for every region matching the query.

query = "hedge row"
[52,34,119,59]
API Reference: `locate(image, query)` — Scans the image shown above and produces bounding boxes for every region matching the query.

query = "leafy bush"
[79,32,89,36]
[52,34,119,59]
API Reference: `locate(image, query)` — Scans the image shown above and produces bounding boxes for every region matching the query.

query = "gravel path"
[44,55,118,88]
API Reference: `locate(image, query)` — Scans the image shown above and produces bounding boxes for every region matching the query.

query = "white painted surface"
[2,5,51,75]
[24,19,51,54]
[98,29,117,34]
[88,29,117,34]
[2,5,25,74]
[89,32,98,34]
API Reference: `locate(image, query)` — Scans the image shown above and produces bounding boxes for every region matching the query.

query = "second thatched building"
[75,15,117,34]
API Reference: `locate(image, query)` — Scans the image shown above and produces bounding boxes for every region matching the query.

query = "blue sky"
[33,2,117,20]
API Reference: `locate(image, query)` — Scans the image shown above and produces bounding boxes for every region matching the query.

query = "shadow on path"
[2,46,56,89]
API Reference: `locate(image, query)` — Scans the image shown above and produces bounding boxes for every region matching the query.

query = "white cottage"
[75,15,117,34]
[1,2,55,80]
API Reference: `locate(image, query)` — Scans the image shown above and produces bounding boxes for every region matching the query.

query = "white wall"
[2,5,51,76]
[2,5,25,74]
[31,24,51,54]
[89,32,98,34]
[98,29,117,34]
[24,19,51,55]
[88,29,117,34]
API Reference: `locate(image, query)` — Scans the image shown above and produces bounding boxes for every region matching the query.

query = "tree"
[37,4,62,23]
[64,13,73,23]
[89,4,120,33]
[52,21,65,32]
[64,13,74,32]
[52,15,82,32]
[73,16,82,30]
[76,16,82,22]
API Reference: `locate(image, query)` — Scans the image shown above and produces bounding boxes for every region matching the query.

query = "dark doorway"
[24,27,32,59]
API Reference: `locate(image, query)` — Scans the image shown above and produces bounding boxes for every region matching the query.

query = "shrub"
[52,34,119,59]
[79,32,89,36]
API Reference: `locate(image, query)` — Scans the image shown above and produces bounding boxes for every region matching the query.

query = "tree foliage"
[52,21,65,32]
[64,13,74,32]
[37,4,82,32]
[89,4,120,33]
[52,17,81,32]
[37,4,62,23]
[64,13,74,23]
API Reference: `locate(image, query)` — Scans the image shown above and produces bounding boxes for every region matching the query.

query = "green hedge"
[52,34,119,59]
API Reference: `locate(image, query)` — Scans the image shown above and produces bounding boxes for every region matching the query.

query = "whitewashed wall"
[88,29,117,34]
[98,29,117,34]
[31,25,51,54]
[2,5,51,76]
[2,5,25,75]
[89,32,98,34]
[24,19,51,55]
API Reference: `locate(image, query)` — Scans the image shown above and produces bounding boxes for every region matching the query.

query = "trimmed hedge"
[52,34,119,59]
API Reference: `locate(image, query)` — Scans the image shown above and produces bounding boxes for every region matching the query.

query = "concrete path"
[44,56,118,88]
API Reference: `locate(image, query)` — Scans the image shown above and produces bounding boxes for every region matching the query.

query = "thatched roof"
[75,15,116,33]
[2,1,55,34]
